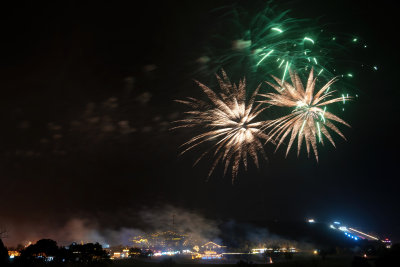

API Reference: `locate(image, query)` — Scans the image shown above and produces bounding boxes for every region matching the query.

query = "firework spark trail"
[260,68,351,161]
[173,70,272,181]
[201,3,371,98]
[208,5,343,85]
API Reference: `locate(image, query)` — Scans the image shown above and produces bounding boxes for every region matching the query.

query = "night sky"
[1,0,399,246]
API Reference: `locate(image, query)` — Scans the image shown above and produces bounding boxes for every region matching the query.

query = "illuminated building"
[111,248,130,259]
[382,238,392,248]
[251,247,297,254]
[200,250,222,260]
[8,251,21,259]
[192,241,226,260]
[112,252,121,259]
[201,241,226,252]
[132,231,191,251]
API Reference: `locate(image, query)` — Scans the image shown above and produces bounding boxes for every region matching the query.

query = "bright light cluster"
[262,68,351,160]
[174,70,271,180]
[176,69,351,179]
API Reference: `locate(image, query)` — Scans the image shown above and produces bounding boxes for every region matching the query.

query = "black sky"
[1,0,399,245]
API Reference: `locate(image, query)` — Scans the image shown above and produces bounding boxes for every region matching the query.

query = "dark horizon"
[1,0,399,247]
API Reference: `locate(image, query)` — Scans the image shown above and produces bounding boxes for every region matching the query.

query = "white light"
[339,226,348,231]
[308,219,315,223]
[348,228,379,240]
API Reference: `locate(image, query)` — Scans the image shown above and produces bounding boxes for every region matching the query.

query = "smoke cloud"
[1,205,220,248]
[2,205,313,251]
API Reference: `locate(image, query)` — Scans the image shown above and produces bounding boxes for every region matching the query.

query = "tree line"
[1,238,110,266]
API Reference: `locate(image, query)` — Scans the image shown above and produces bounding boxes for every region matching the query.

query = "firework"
[200,3,367,95]
[205,5,343,84]
[261,68,351,160]
[249,10,334,83]
[174,70,271,181]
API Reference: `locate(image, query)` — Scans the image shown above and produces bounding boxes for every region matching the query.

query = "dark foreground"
[7,250,400,267]
[114,256,355,267]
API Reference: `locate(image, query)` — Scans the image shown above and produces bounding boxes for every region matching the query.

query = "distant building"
[8,251,21,259]
[132,231,189,251]
[111,248,130,259]
[382,238,392,248]
[192,242,226,260]
[201,242,226,253]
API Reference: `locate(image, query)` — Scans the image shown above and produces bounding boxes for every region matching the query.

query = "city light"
[348,228,379,240]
